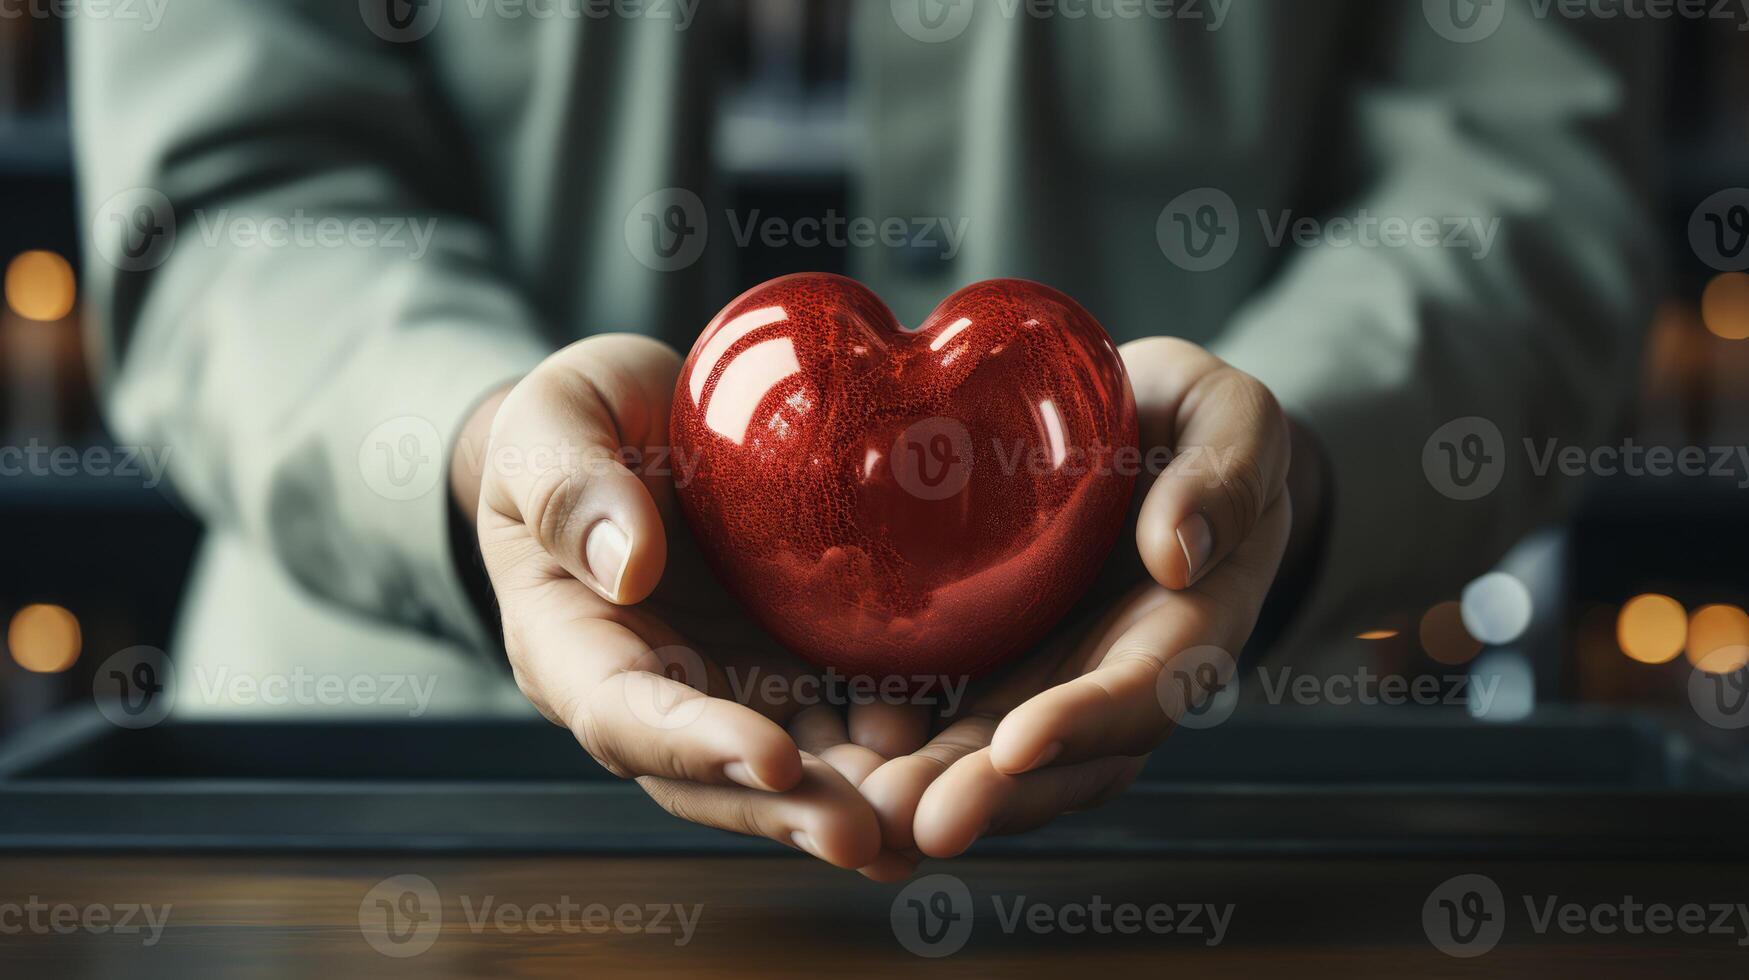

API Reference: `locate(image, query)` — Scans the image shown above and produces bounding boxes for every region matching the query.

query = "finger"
[988,611,1187,775]
[913,748,1143,859]
[858,849,923,884]
[990,497,1290,774]
[857,713,998,851]
[483,334,680,604]
[787,699,928,881]
[1121,338,1289,591]
[787,703,850,755]
[638,754,883,870]
[507,586,803,792]
[846,700,932,758]
[790,704,887,787]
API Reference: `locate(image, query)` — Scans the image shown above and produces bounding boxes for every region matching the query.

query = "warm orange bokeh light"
[1617,594,1687,664]
[1702,273,1749,341]
[3,251,77,323]
[1687,604,1749,674]
[1356,630,1399,641]
[1420,600,1483,665]
[7,604,83,674]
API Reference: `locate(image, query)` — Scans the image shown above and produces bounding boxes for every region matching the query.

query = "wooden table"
[1,855,1742,977]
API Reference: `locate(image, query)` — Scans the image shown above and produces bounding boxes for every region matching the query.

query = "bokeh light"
[1686,604,1749,674]
[1356,630,1399,641]
[1468,650,1535,723]
[1701,272,1749,341]
[1420,600,1483,666]
[3,250,77,322]
[1461,572,1534,646]
[7,604,83,674]
[1617,594,1687,664]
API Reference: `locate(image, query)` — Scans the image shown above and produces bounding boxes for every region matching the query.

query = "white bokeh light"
[1460,572,1534,646]
[1467,650,1535,723]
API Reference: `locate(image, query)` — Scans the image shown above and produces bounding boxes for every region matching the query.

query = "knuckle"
[652,741,696,784]
[1121,336,1178,360]
[570,703,633,780]
[727,792,771,840]
[1104,644,1171,675]
[1217,451,1271,529]
[1228,369,1283,425]
[523,453,620,553]
[553,337,679,449]
[486,376,542,444]
[1123,338,1220,394]
[524,465,582,551]
[577,357,650,445]
[912,744,964,774]
[1124,335,1207,365]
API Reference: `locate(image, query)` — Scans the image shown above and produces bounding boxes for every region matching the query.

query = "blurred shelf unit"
[0,462,183,512]
[0,113,72,178]
[0,12,68,176]
[1671,140,1749,202]
[715,89,852,184]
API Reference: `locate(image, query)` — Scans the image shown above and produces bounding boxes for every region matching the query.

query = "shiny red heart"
[671,274,1138,681]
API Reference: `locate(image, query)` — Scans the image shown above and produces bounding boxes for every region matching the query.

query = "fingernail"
[791,831,821,858]
[1021,740,1064,774]
[724,761,769,791]
[585,520,631,601]
[1176,513,1214,588]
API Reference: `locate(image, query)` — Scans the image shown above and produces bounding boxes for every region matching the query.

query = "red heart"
[671,274,1138,680]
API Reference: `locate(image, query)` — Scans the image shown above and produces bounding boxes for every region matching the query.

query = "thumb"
[1124,340,1291,591]
[482,334,680,604]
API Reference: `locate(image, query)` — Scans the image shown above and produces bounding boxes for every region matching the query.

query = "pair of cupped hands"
[453,333,1294,881]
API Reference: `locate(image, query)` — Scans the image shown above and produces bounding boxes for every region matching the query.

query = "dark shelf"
[5,708,1748,856]
[0,112,71,179]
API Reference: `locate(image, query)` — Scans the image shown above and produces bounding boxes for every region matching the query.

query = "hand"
[458,334,927,871]
[856,337,1306,865]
